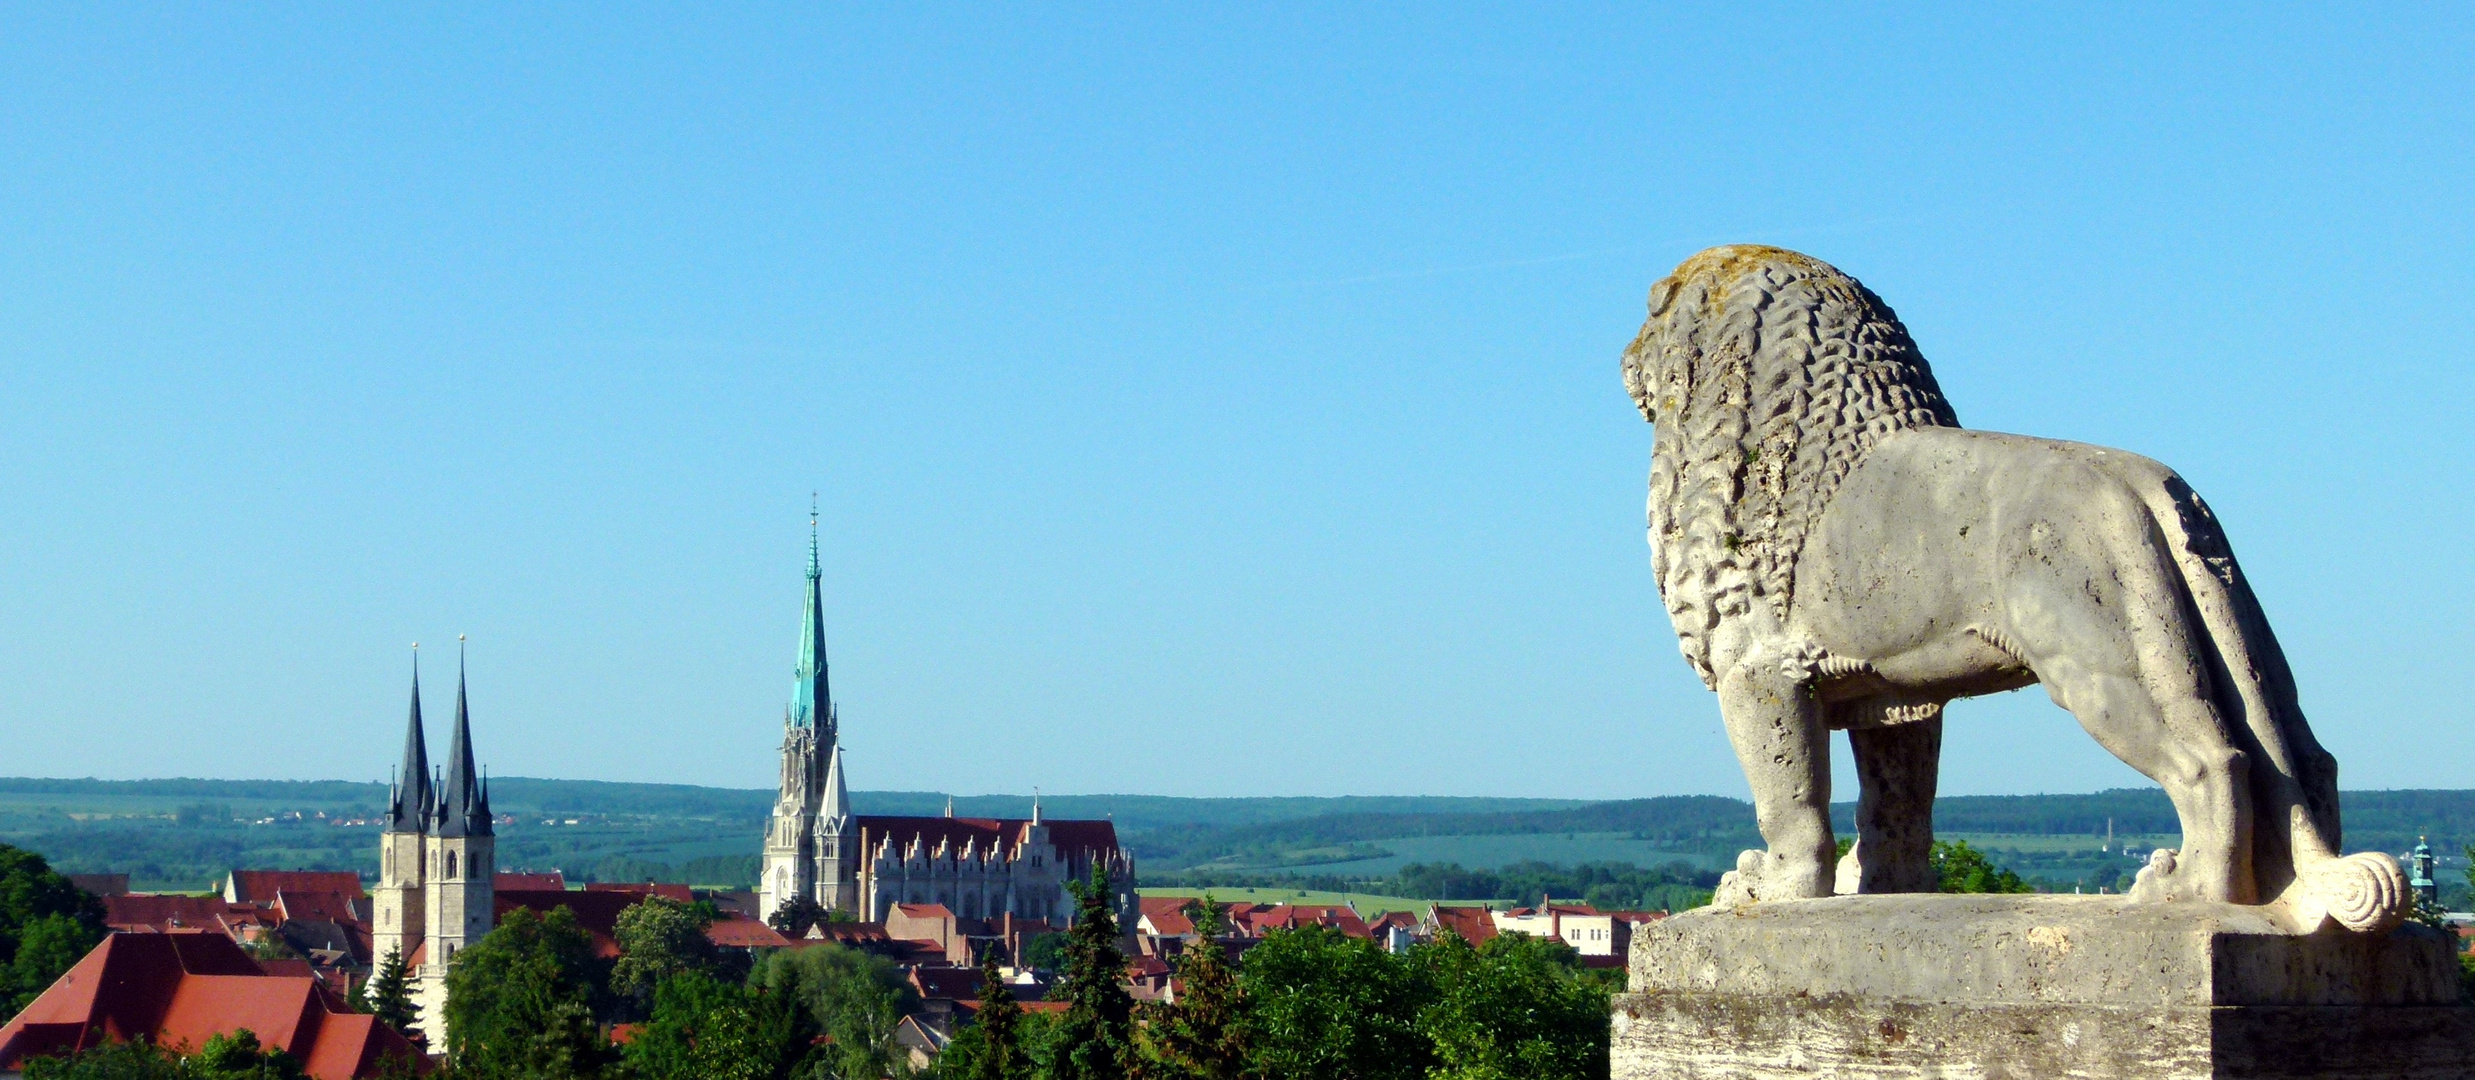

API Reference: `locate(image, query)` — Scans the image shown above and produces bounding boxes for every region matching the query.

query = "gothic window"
[446,851,458,879]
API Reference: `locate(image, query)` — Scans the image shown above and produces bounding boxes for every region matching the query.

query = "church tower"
[372,654,430,970]
[762,509,839,921]
[815,742,855,912]
[413,647,494,1047]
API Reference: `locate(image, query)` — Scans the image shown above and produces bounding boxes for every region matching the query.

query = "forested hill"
[1126,789,2475,873]
[0,777,1585,832]
[6,776,2472,893]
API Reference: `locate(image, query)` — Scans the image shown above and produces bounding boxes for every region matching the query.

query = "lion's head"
[1622,245,1958,685]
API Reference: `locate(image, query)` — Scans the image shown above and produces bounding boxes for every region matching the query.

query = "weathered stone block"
[1613,895,2472,1079]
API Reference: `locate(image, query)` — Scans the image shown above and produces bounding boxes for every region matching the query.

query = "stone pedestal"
[1612,894,2473,1079]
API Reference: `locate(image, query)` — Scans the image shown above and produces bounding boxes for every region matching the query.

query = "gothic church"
[759,524,1135,928]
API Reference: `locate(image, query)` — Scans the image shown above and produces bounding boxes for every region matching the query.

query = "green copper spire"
[792,500,834,737]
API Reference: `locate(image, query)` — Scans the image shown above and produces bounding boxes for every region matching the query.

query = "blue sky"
[1,6,2467,800]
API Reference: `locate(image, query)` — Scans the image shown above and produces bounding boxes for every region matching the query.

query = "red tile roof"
[1427,905,1497,945]
[799,922,893,947]
[274,891,362,926]
[1236,905,1371,939]
[704,918,792,949]
[1137,897,1197,937]
[0,932,423,1079]
[584,883,693,904]
[894,903,955,920]
[494,872,567,891]
[227,872,366,904]
[104,895,265,936]
[909,966,986,1001]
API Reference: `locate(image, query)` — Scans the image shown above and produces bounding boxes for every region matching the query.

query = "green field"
[1277,833,1713,876]
[1139,886,1446,916]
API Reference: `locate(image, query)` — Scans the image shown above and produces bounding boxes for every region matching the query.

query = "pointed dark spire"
[435,636,493,837]
[385,647,432,834]
[791,502,833,738]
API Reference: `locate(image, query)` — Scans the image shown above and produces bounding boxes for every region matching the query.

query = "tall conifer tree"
[365,946,417,1036]
[1044,867,1137,1080]
[964,949,1030,1080]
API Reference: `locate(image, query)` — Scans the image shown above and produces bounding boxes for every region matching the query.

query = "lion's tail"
[2116,466,2346,892]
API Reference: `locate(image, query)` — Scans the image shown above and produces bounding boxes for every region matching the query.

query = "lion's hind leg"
[1838,709,1942,894]
[1997,479,2259,905]
[2128,470,2404,932]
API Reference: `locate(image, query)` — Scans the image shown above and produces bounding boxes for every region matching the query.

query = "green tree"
[1932,841,2033,894]
[765,894,828,939]
[239,931,297,963]
[610,897,722,1015]
[23,1038,183,1080]
[1019,932,1068,972]
[938,950,1032,1080]
[620,970,815,1080]
[187,1031,307,1080]
[752,943,918,1080]
[1239,924,1435,1080]
[1145,899,1247,1080]
[361,947,417,1036]
[442,906,617,1080]
[1041,868,1138,1080]
[0,843,108,1017]
[1414,933,1607,1080]
[25,1030,311,1080]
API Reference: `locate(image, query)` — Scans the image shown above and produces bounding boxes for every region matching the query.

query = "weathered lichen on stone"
[1622,245,2405,934]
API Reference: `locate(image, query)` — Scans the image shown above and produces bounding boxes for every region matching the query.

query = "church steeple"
[434,639,493,838]
[821,742,850,829]
[386,648,432,834]
[791,498,834,741]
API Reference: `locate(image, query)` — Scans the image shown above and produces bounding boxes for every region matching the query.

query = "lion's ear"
[1648,277,1679,318]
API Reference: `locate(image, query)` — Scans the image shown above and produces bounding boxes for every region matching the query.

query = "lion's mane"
[1622,246,1959,686]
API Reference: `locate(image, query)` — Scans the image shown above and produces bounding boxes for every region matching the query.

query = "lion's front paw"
[2127,847,2184,903]
[1711,849,1764,909]
[1713,847,1833,907]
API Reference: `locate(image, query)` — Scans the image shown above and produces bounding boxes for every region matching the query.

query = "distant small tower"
[2411,836,2438,909]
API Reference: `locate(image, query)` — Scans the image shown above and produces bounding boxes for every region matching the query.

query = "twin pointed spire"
[390,637,492,838]
[386,647,433,834]
[434,638,492,837]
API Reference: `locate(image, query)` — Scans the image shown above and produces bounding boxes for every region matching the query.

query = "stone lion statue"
[1621,245,2406,933]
